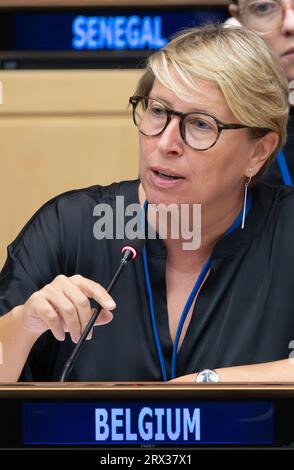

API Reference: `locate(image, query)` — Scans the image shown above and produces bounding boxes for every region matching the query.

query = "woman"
[0,24,293,383]
[229,0,294,185]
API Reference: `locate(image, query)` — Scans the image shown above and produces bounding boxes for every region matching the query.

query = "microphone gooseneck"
[59,238,145,382]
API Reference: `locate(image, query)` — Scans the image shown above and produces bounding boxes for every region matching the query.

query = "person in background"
[229,0,294,185]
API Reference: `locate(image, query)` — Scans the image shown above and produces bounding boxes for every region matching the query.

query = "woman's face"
[264,2,294,82]
[230,0,294,81]
[139,78,266,208]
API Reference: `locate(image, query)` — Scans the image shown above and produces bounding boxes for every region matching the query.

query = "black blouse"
[0,179,294,381]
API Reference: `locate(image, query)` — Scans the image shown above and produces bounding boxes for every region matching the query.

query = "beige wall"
[0,69,142,267]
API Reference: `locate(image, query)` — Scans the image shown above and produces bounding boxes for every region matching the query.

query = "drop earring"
[241,168,253,230]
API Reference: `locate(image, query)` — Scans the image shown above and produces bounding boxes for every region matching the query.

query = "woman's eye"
[252,2,276,14]
[192,119,211,130]
[150,106,166,116]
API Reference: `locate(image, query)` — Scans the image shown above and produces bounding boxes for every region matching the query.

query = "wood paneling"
[0,70,142,267]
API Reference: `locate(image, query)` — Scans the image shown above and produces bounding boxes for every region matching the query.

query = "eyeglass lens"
[241,0,293,34]
[133,98,219,150]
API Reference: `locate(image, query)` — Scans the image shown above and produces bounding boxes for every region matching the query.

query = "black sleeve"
[0,198,64,315]
[0,183,128,381]
[0,182,126,315]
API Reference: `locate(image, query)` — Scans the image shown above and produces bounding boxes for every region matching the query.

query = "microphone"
[59,238,145,382]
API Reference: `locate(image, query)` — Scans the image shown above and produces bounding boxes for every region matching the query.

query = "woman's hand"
[21,274,115,343]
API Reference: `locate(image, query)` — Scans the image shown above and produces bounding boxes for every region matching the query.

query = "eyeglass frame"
[129,95,253,151]
[238,0,294,35]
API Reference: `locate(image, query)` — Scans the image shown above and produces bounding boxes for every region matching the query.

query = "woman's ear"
[248,132,279,174]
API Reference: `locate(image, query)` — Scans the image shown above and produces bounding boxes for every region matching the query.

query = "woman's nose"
[281,2,294,34]
[156,117,184,156]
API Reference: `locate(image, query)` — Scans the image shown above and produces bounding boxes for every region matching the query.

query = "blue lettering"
[88,17,99,50]
[126,15,141,49]
[95,406,200,442]
[95,409,109,441]
[95,18,103,49]
[98,17,112,49]
[166,408,181,441]
[125,408,138,441]
[153,16,168,48]
[154,408,165,440]
[106,17,115,49]
[72,15,167,51]
[138,407,153,440]
[111,408,124,441]
[140,16,154,49]
[72,16,87,50]
[183,408,201,441]
[114,16,126,49]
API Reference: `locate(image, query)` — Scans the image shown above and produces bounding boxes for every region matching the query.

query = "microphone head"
[121,238,145,260]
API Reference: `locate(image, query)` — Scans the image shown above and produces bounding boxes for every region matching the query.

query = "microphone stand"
[59,250,134,382]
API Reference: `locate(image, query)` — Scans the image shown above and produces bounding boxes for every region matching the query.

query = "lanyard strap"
[277,150,293,186]
[142,193,252,381]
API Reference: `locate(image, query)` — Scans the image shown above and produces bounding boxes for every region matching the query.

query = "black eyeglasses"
[129,95,251,151]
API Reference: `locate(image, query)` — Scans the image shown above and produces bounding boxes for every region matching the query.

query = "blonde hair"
[134,24,289,181]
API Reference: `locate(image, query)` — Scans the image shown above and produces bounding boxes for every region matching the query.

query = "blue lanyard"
[277,150,293,186]
[142,193,252,381]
